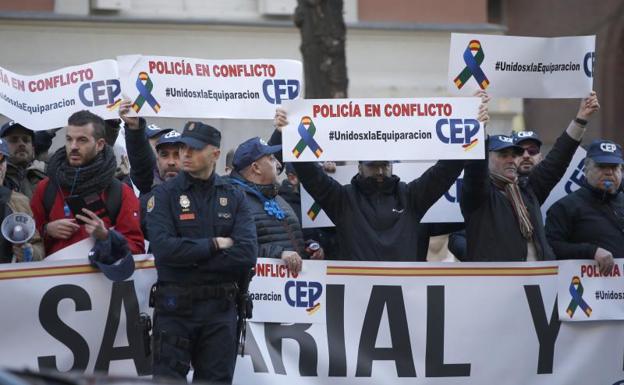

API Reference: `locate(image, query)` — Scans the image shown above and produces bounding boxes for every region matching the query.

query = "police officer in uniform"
[146,121,258,384]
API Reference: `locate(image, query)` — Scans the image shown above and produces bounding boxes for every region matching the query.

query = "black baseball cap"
[586,140,624,165]
[513,131,542,147]
[88,230,135,282]
[0,121,34,140]
[145,124,174,139]
[233,137,281,171]
[155,130,183,149]
[179,121,221,149]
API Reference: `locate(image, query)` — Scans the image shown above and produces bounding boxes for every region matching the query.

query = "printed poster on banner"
[558,259,624,321]
[117,55,302,119]
[448,33,595,98]
[0,60,121,130]
[250,258,326,323]
[281,98,484,162]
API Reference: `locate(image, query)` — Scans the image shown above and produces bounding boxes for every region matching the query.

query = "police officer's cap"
[513,131,542,147]
[179,121,221,149]
[233,137,281,171]
[88,230,135,282]
[586,139,624,165]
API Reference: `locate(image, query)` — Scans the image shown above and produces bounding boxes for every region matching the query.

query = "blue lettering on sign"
[565,158,586,194]
[436,118,480,145]
[284,281,323,308]
[262,79,300,104]
[78,79,120,107]
[583,52,595,78]
[444,178,464,203]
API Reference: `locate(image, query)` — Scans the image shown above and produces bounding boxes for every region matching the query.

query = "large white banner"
[0,60,121,130]
[558,260,624,322]
[281,98,485,162]
[117,55,302,119]
[448,34,595,98]
[300,147,587,228]
[2,257,624,384]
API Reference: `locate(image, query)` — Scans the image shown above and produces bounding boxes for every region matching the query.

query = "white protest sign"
[541,146,586,220]
[448,33,595,98]
[117,55,302,119]
[281,98,484,162]
[0,60,121,130]
[558,259,624,321]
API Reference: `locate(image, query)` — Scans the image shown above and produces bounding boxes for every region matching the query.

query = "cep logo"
[78,79,121,107]
[285,280,322,313]
[584,51,595,78]
[601,143,617,153]
[162,131,181,139]
[262,79,300,104]
[436,118,480,151]
[516,131,536,138]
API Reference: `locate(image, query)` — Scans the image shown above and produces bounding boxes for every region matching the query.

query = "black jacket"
[230,175,306,259]
[546,184,624,259]
[146,171,258,284]
[125,118,158,195]
[292,160,463,261]
[460,131,579,261]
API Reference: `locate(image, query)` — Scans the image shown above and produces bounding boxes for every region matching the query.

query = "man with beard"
[546,140,623,275]
[271,104,487,261]
[0,138,45,262]
[118,99,175,195]
[513,131,543,177]
[460,92,600,261]
[229,137,323,273]
[30,110,144,256]
[0,121,46,199]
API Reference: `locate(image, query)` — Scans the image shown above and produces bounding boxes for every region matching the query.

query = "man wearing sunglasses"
[513,131,543,177]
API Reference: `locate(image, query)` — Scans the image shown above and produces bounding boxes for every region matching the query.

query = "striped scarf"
[489,172,534,239]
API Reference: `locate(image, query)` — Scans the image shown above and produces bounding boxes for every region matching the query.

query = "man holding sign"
[272,102,488,261]
[461,92,599,261]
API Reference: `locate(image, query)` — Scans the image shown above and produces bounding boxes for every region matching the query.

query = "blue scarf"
[230,177,286,220]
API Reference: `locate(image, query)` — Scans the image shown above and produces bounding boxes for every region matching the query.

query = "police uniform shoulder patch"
[220,197,228,207]
[147,196,155,213]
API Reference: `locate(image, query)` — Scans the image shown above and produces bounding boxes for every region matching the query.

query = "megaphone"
[1,213,36,262]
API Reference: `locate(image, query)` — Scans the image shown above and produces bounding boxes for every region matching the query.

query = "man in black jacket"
[272,104,488,261]
[545,139,621,275]
[461,92,600,261]
[229,137,323,273]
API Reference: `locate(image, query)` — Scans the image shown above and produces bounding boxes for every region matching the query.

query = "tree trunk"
[295,0,348,98]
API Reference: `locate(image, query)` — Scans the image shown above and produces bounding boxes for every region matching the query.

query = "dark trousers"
[152,298,238,384]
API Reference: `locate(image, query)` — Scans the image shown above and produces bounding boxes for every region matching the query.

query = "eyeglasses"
[521,146,540,156]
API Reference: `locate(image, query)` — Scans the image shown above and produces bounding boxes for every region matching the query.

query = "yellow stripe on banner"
[0,259,156,281]
[314,149,323,157]
[292,149,301,157]
[481,79,490,89]
[464,140,479,152]
[454,79,463,87]
[326,266,558,277]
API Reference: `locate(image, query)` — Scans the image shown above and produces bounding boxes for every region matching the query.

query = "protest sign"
[558,259,624,321]
[448,33,595,98]
[281,98,484,162]
[0,60,121,130]
[117,55,302,119]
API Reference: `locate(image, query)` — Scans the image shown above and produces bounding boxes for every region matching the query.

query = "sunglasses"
[521,146,540,156]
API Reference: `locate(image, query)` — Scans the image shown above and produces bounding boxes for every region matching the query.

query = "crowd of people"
[0,90,619,383]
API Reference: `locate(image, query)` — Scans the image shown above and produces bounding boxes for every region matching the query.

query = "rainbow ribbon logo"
[132,72,161,113]
[307,202,322,221]
[293,116,323,159]
[566,276,592,318]
[454,40,490,90]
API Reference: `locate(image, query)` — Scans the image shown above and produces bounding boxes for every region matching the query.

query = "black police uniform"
[146,169,257,383]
